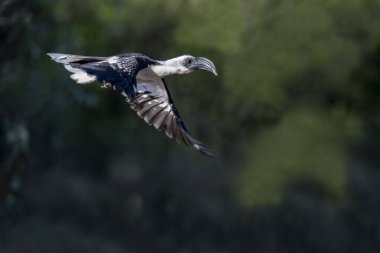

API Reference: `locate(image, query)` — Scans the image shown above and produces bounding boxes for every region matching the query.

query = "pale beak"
[190,57,218,76]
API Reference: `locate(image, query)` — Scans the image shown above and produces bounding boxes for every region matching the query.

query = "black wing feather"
[128,76,216,157]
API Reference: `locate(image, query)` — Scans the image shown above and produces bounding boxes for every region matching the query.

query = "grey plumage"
[47,52,217,157]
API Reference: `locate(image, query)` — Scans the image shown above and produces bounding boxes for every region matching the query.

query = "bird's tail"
[47,53,107,84]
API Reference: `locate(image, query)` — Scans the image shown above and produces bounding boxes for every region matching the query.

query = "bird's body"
[47,52,217,157]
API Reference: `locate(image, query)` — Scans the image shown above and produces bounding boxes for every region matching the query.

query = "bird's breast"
[137,67,160,81]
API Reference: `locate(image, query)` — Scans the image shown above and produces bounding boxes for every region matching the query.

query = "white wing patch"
[64,64,96,84]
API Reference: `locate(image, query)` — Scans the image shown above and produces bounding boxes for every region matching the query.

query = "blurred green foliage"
[1,0,380,252]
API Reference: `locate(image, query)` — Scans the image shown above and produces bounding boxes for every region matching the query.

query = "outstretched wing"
[125,71,215,157]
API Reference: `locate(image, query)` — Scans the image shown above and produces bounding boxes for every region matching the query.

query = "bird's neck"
[149,58,191,77]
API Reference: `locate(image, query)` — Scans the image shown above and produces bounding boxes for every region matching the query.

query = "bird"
[47,52,218,157]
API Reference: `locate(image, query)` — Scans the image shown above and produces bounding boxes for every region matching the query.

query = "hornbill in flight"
[47,53,218,157]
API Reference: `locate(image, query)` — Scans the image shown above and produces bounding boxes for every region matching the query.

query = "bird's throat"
[149,65,181,77]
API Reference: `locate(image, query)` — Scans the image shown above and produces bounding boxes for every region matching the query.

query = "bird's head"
[156,55,218,76]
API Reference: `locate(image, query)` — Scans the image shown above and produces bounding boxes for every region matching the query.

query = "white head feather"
[150,55,194,77]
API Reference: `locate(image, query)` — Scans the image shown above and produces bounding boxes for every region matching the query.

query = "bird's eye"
[187,58,193,64]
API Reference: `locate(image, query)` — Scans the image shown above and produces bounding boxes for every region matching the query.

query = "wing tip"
[193,143,217,158]
[47,53,69,63]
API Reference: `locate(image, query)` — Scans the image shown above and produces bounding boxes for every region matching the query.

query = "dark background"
[1,0,380,252]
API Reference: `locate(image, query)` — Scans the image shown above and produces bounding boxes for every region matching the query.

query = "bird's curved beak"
[190,57,218,76]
